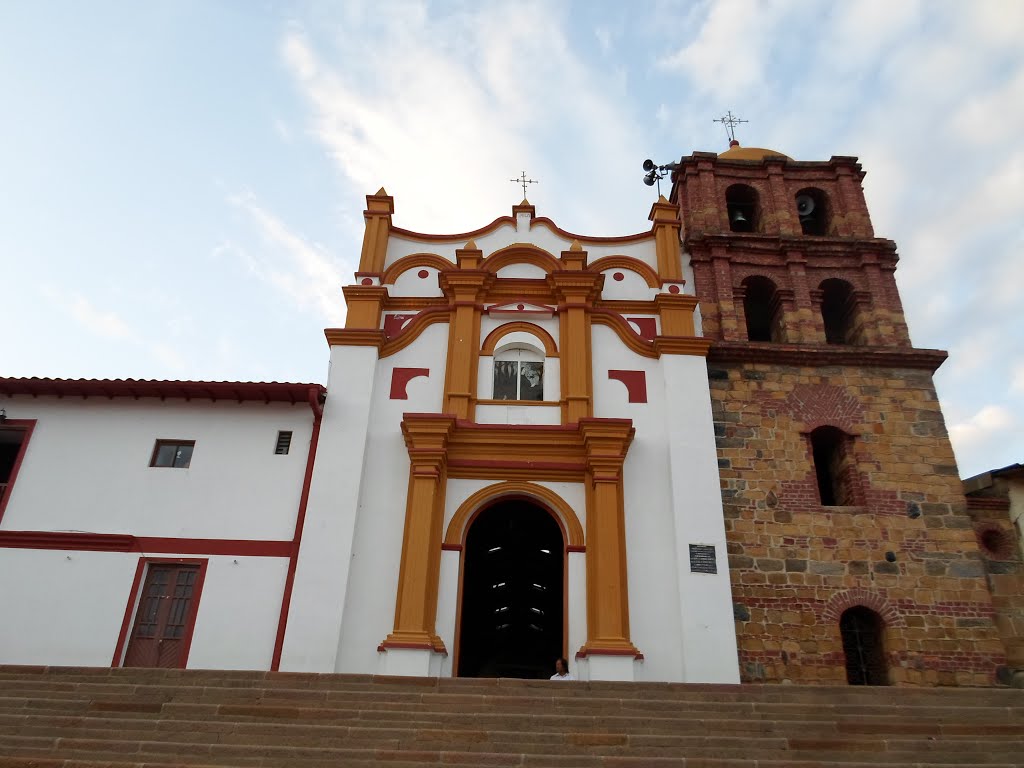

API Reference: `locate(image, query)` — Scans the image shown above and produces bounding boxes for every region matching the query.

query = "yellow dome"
[718,141,789,162]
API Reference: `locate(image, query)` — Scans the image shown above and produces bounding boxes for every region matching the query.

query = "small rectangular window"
[274,431,292,455]
[151,440,194,468]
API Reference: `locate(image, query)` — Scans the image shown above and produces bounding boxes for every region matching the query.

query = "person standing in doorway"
[550,657,575,680]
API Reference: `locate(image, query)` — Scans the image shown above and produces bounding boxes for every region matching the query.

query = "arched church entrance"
[456,499,564,679]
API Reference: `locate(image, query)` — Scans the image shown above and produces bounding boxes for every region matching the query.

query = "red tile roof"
[0,378,325,404]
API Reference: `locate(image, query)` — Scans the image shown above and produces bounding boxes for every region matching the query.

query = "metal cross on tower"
[713,110,748,143]
[510,171,538,198]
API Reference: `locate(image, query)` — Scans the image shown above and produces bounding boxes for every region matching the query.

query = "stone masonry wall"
[710,361,1006,686]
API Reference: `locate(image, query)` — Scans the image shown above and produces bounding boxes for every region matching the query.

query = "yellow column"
[381,415,455,653]
[649,195,683,282]
[358,188,395,274]
[439,253,489,420]
[550,272,601,424]
[578,418,639,657]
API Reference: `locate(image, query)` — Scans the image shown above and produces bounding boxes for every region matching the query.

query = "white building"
[0,193,739,683]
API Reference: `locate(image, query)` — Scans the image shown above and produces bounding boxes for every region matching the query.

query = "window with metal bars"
[274,431,292,455]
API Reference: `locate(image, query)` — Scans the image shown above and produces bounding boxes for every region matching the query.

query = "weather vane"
[510,171,538,198]
[713,110,748,143]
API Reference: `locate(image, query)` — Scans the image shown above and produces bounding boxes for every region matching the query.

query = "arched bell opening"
[455,499,565,679]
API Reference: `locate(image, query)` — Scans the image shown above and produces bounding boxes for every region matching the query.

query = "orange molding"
[324,328,386,349]
[483,244,563,275]
[380,307,451,358]
[444,481,585,549]
[653,337,713,357]
[591,311,658,359]
[480,321,559,357]
[586,256,661,288]
[382,253,454,284]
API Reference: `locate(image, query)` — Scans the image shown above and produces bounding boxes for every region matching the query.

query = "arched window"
[741,276,784,342]
[726,184,759,233]
[492,346,544,402]
[840,607,888,685]
[810,426,857,506]
[795,187,830,236]
[819,279,860,345]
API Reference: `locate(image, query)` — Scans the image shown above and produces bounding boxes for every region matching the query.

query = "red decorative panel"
[383,314,417,338]
[608,370,648,404]
[390,368,430,400]
[625,317,657,341]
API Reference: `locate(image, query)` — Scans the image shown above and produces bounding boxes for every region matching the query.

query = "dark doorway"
[0,428,28,505]
[840,606,888,685]
[124,563,201,668]
[457,499,564,679]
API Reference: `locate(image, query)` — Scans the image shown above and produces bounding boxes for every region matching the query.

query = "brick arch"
[483,244,562,275]
[822,589,904,627]
[480,321,559,357]
[382,253,453,284]
[444,481,584,550]
[778,383,865,434]
[586,255,660,288]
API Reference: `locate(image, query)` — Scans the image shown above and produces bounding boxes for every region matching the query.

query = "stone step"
[1,667,1018,706]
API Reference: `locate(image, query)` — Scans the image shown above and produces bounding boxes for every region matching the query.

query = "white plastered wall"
[0,548,286,670]
[0,398,314,540]
[332,322,448,675]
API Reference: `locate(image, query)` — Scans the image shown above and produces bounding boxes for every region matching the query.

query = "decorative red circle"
[517,304,525,311]
[668,284,681,294]
[360,277,373,286]
[613,272,624,282]
[417,269,429,279]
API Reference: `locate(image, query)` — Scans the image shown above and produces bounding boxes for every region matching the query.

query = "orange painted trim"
[379,307,451,358]
[653,337,713,356]
[587,256,660,288]
[483,244,562,275]
[476,399,560,406]
[480,321,559,357]
[594,300,658,314]
[390,215,653,247]
[444,482,584,549]
[590,311,658,359]
[382,253,455,284]
[383,297,449,311]
[324,328,386,349]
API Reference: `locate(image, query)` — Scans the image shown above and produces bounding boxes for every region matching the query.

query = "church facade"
[1,142,1020,686]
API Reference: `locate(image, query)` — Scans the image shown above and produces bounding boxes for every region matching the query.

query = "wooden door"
[123,564,200,668]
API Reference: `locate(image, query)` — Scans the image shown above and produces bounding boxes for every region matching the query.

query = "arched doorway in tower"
[839,606,889,685]
[456,499,565,679]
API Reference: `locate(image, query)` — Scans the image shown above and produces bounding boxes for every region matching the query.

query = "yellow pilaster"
[649,195,683,282]
[439,264,491,421]
[358,188,395,274]
[550,272,601,424]
[381,414,455,653]
[342,285,388,330]
[578,418,639,657]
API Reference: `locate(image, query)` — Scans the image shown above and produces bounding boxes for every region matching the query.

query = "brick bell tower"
[669,139,1019,686]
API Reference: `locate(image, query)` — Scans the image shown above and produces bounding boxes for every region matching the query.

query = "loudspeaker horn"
[796,195,815,217]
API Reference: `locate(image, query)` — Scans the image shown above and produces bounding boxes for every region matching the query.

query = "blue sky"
[1,0,1021,477]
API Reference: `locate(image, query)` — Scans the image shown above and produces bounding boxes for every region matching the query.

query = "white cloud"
[950,405,1017,450]
[594,26,612,55]
[1012,363,1024,394]
[279,3,648,236]
[43,286,137,342]
[228,192,349,325]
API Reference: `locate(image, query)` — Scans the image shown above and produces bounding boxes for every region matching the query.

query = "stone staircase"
[0,666,1021,767]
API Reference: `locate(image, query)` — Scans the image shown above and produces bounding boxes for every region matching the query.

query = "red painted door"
[123,564,199,668]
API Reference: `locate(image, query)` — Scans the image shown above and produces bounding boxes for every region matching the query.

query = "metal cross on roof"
[713,110,748,143]
[510,171,538,198]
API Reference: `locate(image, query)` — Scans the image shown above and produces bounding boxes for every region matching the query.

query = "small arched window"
[741,276,784,342]
[810,426,857,506]
[726,184,759,233]
[840,607,888,685]
[819,279,860,345]
[796,188,830,236]
[492,346,544,402]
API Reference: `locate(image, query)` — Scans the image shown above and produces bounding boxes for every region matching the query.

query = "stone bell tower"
[669,139,1016,686]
